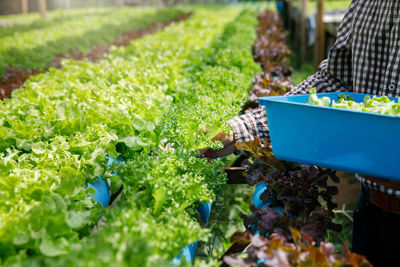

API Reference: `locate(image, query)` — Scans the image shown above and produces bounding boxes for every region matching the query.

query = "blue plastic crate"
[259,92,400,181]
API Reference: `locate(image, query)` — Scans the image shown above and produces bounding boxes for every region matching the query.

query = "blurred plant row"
[0,7,183,77]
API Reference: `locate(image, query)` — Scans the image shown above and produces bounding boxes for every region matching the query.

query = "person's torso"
[351,0,400,97]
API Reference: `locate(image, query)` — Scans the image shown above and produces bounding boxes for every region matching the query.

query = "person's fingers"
[204,142,237,159]
[214,142,237,157]
[198,148,209,155]
[211,131,234,146]
[212,130,226,141]
[204,149,218,159]
[198,130,235,159]
[221,133,235,146]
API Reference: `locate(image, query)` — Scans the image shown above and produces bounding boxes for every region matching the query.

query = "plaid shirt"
[229,0,400,193]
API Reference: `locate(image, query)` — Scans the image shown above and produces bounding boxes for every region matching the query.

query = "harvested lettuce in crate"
[308,88,400,116]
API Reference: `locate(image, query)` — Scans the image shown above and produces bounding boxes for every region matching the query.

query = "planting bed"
[0,7,186,100]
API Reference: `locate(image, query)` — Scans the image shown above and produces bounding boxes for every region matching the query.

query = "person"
[200,1,400,266]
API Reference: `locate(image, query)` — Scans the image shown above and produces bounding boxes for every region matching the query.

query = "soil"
[0,12,192,100]
[0,68,41,99]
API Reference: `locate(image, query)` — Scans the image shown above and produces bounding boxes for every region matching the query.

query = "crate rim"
[259,92,400,120]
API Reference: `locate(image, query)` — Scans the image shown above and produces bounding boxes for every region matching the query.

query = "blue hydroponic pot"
[86,155,125,207]
[172,242,198,265]
[260,92,400,181]
[197,202,212,224]
[252,183,283,236]
[276,1,284,15]
[87,177,110,207]
[172,201,212,265]
[253,182,269,209]
[253,183,283,214]
[106,155,125,175]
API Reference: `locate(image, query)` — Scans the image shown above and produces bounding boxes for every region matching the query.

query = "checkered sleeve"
[228,106,269,142]
[288,59,351,95]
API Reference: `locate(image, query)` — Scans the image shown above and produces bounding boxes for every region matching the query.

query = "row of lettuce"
[0,6,261,266]
[0,7,184,77]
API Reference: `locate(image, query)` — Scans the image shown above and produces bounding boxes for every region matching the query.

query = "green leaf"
[56,167,83,196]
[106,144,120,159]
[120,135,139,149]
[39,237,68,257]
[66,210,92,229]
[153,188,168,215]
[31,142,46,154]
[13,232,29,246]
[132,118,145,131]
[87,187,96,195]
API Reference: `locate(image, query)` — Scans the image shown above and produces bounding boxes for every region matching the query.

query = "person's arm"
[200,0,358,158]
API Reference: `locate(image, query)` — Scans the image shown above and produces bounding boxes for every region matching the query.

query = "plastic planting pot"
[253,183,269,209]
[276,1,284,15]
[252,183,283,236]
[106,155,125,175]
[86,156,125,207]
[253,183,283,215]
[197,202,212,224]
[172,202,212,265]
[87,177,110,207]
[172,242,198,265]
[260,92,400,181]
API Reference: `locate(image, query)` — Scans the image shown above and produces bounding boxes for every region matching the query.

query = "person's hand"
[198,130,237,159]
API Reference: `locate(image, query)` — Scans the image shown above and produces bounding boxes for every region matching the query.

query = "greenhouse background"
[0,0,245,15]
